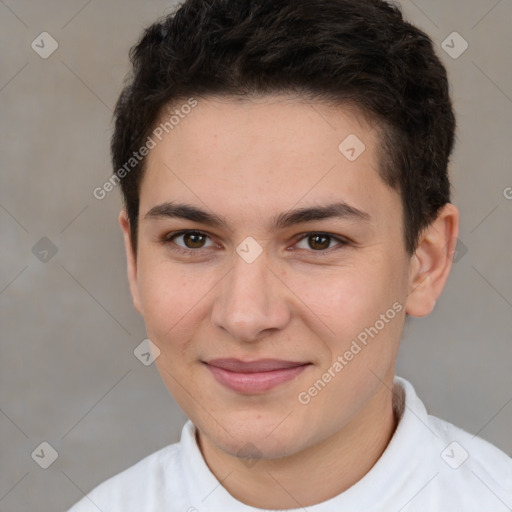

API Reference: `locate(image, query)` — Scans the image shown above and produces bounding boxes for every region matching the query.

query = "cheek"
[297,264,404,421]
[297,258,404,354]
[137,260,192,337]
[136,257,222,352]
[293,263,384,326]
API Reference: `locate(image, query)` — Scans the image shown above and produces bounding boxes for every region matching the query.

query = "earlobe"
[119,210,143,314]
[405,203,459,317]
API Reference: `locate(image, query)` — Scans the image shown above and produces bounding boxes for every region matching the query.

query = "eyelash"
[160,230,351,256]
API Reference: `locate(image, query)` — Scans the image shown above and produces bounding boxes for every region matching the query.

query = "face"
[122,95,415,460]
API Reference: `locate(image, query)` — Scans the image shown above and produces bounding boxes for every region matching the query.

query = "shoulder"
[423,407,512,510]
[429,413,512,484]
[395,377,512,510]
[67,441,187,511]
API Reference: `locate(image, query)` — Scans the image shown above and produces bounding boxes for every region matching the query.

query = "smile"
[204,358,311,394]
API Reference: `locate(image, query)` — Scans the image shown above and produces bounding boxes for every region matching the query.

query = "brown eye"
[308,234,331,250]
[163,230,215,254]
[294,232,349,253]
[180,232,207,249]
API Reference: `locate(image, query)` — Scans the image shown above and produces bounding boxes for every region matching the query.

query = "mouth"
[203,358,312,394]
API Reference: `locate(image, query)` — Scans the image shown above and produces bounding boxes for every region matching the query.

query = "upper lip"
[205,358,310,373]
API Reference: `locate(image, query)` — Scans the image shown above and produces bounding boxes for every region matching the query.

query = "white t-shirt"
[67,376,512,511]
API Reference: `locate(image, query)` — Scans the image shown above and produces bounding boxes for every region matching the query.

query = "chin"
[218,432,302,461]
[197,410,313,461]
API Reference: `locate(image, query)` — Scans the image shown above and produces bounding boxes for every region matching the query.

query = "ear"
[119,210,143,314]
[405,203,459,317]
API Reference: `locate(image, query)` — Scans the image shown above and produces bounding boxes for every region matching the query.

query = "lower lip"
[205,364,309,394]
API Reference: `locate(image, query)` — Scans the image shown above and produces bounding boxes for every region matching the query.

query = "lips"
[204,358,311,394]
[207,358,308,372]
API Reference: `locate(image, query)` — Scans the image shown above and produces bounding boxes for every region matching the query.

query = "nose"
[210,248,291,343]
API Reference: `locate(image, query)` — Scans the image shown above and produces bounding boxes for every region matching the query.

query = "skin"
[119,94,459,509]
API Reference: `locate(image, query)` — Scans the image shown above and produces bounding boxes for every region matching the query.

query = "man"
[69,0,512,510]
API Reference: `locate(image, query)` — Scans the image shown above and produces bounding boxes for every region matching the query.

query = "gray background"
[1,1,511,510]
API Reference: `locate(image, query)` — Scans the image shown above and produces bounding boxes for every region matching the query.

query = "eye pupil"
[309,234,330,250]
[184,232,205,248]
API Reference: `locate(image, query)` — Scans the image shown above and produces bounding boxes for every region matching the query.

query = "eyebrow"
[144,201,371,230]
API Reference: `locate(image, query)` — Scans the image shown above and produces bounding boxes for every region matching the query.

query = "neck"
[197,379,399,509]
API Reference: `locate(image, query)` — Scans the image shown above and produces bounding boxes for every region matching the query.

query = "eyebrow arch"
[144,201,371,231]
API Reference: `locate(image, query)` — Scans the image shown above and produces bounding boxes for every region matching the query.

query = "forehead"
[139,95,400,232]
